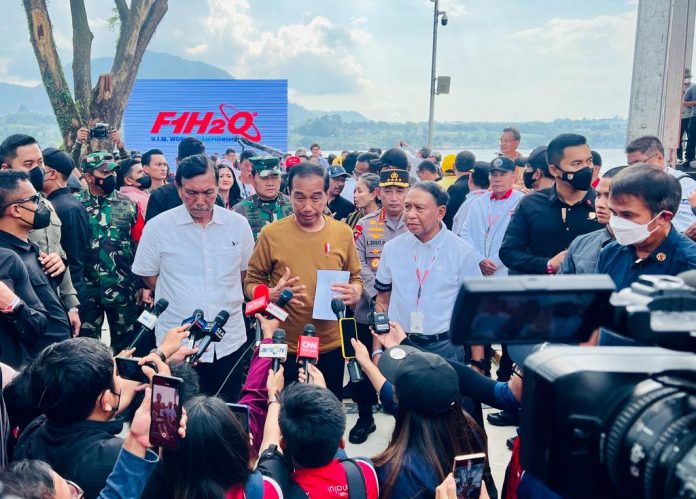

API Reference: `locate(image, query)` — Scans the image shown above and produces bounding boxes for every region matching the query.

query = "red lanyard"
[413,240,443,310]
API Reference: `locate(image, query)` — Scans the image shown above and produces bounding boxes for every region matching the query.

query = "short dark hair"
[610,164,681,215]
[412,181,449,206]
[279,383,346,468]
[142,148,164,167]
[116,158,141,189]
[342,152,359,174]
[417,160,439,174]
[546,133,587,168]
[381,148,409,170]
[471,161,491,189]
[591,150,602,167]
[0,460,55,499]
[31,338,114,424]
[310,143,320,150]
[602,165,627,179]
[175,154,218,186]
[0,134,39,165]
[240,150,256,162]
[177,137,205,160]
[0,170,30,212]
[418,146,431,158]
[357,152,379,164]
[454,151,476,172]
[287,161,329,192]
[502,127,521,141]
[225,148,236,155]
[625,135,664,156]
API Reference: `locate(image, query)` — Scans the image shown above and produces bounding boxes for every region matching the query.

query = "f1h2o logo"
[150,104,262,141]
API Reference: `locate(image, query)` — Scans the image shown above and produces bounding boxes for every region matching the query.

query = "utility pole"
[427,0,447,149]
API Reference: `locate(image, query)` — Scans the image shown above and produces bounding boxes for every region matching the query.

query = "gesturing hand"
[269,267,306,306]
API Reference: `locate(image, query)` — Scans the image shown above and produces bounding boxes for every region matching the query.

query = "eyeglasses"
[66,479,84,499]
[1,193,41,212]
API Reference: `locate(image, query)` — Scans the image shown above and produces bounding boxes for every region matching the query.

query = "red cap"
[285,156,302,169]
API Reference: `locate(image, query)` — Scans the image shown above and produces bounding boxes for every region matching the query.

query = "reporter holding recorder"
[245,162,363,398]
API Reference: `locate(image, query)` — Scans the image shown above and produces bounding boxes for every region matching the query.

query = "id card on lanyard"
[411,238,443,334]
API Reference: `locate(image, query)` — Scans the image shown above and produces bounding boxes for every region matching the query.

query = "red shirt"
[291,458,379,498]
[225,475,282,499]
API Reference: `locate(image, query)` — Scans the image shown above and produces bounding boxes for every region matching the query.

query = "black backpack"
[286,457,368,499]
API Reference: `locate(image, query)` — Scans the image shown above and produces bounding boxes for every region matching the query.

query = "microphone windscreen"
[254,284,270,300]
[153,298,169,315]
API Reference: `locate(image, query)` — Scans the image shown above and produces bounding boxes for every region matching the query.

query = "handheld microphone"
[277,289,293,307]
[271,329,286,372]
[265,289,293,322]
[127,298,169,350]
[182,308,205,348]
[187,310,230,364]
[297,324,319,382]
[247,285,270,345]
[331,298,346,320]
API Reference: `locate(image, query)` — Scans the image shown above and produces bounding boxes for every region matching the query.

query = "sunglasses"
[1,193,41,212]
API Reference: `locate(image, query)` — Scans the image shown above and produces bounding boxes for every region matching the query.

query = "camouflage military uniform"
[232,193,293,241]
[76,189,139,351]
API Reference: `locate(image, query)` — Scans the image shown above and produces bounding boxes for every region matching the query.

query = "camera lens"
[603,377,696,499]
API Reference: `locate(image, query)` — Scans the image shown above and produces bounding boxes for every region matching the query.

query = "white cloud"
[185,43,209,55]
[203,0,373,94]
[88,17,109,29]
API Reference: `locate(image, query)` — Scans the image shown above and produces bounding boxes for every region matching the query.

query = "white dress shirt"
[666,166,696,232]
[132,205,254,362]
[451,189,488,236]
[375,225,482,335]
[341,176,357,203]
[459,190,524,275]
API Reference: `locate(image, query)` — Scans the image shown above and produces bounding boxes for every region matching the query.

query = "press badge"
[410,311,425,334]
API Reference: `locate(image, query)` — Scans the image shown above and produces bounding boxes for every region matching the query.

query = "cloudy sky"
[1,0,689,122]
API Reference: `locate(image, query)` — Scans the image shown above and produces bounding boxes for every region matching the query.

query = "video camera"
[450,273,696,499]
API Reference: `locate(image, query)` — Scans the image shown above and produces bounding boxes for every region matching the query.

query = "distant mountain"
[288,103,367,125]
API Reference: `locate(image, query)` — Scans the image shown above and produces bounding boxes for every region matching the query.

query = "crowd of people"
[0,121,695,499]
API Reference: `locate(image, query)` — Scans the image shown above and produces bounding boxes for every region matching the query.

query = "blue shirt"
[596,226,696,290]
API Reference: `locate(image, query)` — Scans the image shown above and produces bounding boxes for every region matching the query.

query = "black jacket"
[13,416,124,499]
[444,176,470,229]
[46,187,90,303]
[0,248,47,368]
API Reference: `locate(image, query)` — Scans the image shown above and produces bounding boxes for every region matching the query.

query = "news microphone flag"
[271,329,286,372]
[127,298,169,350]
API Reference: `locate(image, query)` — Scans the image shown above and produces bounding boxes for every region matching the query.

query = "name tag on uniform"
[410,311,425,334]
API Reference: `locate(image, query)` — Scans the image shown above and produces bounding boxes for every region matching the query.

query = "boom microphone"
[187,310,230,364]
[127,298,169,350]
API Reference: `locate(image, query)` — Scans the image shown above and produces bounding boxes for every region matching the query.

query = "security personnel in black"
[500,133,602,275]
[495,133,601,423]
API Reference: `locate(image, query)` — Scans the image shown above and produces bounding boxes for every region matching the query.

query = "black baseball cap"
[42,147,75,177]
[379,346,459,416]
[489,156,516,173]
[328,165,349,178]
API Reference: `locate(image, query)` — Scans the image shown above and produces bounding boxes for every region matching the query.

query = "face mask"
[96,175,117,195]
[523,170,536,189]
[557,166,592,191]
[609,211,664,246]
[18,201,51,230]
[29,167,44,192]
[136,174,152,190]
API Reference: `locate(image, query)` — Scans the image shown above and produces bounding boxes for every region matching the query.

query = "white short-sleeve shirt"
[375,226,482,335]
[132,205,254,362]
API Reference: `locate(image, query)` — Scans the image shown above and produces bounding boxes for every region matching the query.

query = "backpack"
[286,458,368,499]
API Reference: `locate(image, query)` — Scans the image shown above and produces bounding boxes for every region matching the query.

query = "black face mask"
[136,174,152,190]
[96,175,117,195]
[18,201,51,230]
[29,167,44,192]
[523,170,536,190]
[557,166,592,191]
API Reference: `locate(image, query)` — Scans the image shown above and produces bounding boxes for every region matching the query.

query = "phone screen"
[150,374,183,450]
[453,453,486,499]
[226,403,250,433]
[339,318,358,359]
[115,357,149,384]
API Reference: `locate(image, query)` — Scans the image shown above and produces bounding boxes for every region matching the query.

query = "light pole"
[427,0,447,149]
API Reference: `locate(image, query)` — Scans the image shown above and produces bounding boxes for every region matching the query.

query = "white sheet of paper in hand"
[312,270,350,320]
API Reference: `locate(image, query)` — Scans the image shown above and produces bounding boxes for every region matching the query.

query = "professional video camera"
[89,123,111,139]
[450,273,696,499]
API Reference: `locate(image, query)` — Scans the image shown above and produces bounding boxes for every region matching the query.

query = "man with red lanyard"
[374,181,482,363]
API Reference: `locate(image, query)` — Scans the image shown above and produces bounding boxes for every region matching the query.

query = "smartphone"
[115,356,149,384]
[453,453,486,499]
[150,374,183,450]
[226,402,250,433]
[339,318,358,359]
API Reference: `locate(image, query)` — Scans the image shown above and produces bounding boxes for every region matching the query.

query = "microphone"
[246,285,270,345]
[187,310,230,364]
[265,289,293,322]
[182,308,205,348]
[297,324,319,382]
[271,329,286,372]
[331,298,346,320]
[277,289,293,307]
[127,298,169,350]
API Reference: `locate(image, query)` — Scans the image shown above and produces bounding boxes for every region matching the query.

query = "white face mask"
[609,211,664,246]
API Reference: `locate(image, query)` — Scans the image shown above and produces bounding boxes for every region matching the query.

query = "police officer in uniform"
[349,168,409,444]
[233,156,293,241]
[77,152,140,352]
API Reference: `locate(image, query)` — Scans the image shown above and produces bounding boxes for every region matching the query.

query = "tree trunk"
[23,0,82,151]
[70,0,93,123]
